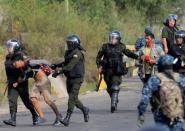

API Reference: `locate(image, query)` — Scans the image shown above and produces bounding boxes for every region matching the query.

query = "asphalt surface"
[0,77,154,131]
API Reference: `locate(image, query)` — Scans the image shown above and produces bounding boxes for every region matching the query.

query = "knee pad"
[110,84,120,92]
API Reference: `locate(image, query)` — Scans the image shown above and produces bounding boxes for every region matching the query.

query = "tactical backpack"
[157,73,184,122]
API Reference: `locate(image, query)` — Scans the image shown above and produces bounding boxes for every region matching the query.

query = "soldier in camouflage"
[137,55,185,131]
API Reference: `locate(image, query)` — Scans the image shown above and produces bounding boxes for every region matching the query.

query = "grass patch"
[80,82,96,93]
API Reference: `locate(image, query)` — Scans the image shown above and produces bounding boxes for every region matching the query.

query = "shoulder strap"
[156,72,180,85]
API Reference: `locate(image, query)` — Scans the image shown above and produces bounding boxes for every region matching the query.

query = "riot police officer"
[52,35,89,126]
[96,31,138,113]
[3,39,40,126]
[171,30,185,74]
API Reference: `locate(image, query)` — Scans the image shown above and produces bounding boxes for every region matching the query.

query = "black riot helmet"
[175,30,185,44]
[66,34,85,51]
[6,39,21,54]
[109,31,122,44]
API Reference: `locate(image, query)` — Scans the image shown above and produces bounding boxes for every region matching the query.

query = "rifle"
[96,72,103,92]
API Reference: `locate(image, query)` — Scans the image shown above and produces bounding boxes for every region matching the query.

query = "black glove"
[52,70,64,78]
[50,64,57,69]
[180,56,185,62]
[52,72,60,78]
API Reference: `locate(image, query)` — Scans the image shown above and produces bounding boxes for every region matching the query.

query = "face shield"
[65,35,82,51]
[6,41,19,54]
[64,43,68,51]
[109,32,121,45]
[110,36,119,45]
[66,41,76,51]
[175,30,185,45]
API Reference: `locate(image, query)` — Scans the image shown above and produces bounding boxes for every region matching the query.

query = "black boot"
[109,92,118,112]
[53,114,63,126]
[109,84,120,113]
[81,107,89,122]
[3,113,16,126]
[32,114,41,125]
[115,98,119,111]
[111,92,119,113]
[61,111,72,127]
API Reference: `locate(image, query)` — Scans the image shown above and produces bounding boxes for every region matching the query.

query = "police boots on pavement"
[96,31,138,113]
[52,34,89,126]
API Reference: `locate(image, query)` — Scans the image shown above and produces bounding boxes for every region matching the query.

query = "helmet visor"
[6,42,17,53]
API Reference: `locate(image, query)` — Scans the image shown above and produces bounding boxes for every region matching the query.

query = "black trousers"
[7,81,37,116]
[143,74,151,83]
[66,78,84,113]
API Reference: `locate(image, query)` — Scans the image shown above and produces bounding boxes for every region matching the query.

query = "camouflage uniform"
[137,55,185,131]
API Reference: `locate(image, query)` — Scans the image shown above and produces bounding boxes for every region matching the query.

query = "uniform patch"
[23,55,27,59]
[73,54,78,58]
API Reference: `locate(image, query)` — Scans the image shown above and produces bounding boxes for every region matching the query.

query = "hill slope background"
[0,0,184,97]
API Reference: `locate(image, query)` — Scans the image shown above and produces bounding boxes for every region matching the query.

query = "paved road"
[0,77,154,131]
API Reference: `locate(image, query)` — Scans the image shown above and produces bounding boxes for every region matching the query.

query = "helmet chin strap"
[111,42,118,45]
[163,70,174,80]
[78,45,86,52]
